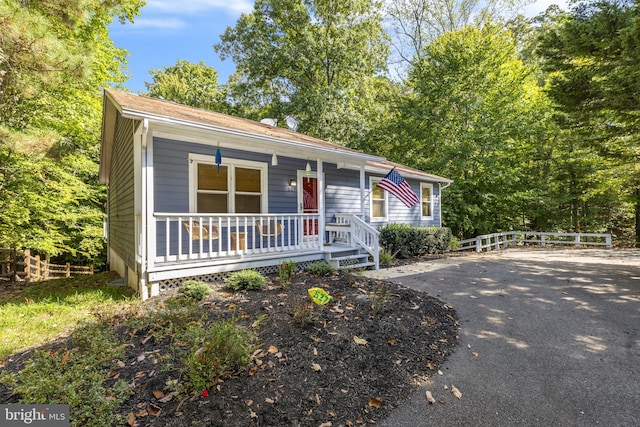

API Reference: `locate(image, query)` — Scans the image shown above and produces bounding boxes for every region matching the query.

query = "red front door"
[301,176,319,236]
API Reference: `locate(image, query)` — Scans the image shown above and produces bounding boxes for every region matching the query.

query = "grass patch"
[0,272,135,359]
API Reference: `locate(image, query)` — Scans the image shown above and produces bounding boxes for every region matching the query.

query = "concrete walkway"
[366,248,640,426]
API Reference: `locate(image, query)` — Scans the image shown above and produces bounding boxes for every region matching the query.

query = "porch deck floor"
[321,243,359,253]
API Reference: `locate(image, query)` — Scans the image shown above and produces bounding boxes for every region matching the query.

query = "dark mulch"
[1,259,460,427]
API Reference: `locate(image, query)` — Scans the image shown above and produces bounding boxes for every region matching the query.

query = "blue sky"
[109,0,567,94]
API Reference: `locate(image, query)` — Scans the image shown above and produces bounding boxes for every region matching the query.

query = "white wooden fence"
[456,232,612,252]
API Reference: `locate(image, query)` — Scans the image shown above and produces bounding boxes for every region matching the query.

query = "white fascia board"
[340,162,453,184]
[118,108,384,165]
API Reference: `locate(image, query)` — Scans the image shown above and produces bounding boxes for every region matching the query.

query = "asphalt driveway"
[366,248,640,426]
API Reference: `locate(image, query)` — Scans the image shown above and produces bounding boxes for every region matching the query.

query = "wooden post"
[23,249,30,281]
[10,248,17,280]
[66,263,71,277]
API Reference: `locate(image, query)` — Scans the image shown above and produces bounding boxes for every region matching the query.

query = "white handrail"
[456,231,612,252]
[335,214,380,269]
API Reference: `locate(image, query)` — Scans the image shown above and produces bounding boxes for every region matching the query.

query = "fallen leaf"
[246,400,253,406]
[319,422,332,427]
[368,397,382,408]
[158,391,178,403]
[268,345,279,354]
[426,362,437,371]
[249,409,257,419]
[135,410,148,417]
[60,351,70,365]
[425,391,436,404]
[126,412,136,426]
[388,339,396,346]
[146,403,161,416]
[152,390,164,399]
[451,385,462,399]
[353,336,368,345]
[472,352,479,357]
[265,397,274,404]
[311,363,322,372]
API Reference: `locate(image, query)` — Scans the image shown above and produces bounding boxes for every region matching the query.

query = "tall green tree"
[385,0,529,75]
[214,0,391,145]
[0,0,143,263]
[390,24,555,237]
[144,60,227,111]
[537,0,640,245]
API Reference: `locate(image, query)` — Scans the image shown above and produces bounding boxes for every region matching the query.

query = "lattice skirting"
[157,261,316,293]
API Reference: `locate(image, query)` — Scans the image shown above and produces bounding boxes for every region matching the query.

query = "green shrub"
[306,261,335,276]
[179,280,212,301]
[224,269,267,291]
[379,224,452,258]
[176,320,256,393]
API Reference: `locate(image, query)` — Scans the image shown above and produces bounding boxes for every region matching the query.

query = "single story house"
[100,89,452,299]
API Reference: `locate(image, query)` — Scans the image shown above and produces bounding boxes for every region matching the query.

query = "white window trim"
[369,177,388,222]
[188,153,268,213]
[421,183,434,220]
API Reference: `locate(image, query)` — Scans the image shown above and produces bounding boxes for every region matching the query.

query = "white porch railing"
[153,213,321,263]
[330,214,380,269]
[456,231,612,252]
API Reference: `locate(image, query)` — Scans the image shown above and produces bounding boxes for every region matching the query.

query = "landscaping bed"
[0,266,459,426]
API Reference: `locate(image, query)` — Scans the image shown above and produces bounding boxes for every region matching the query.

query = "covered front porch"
[140,213,379,296]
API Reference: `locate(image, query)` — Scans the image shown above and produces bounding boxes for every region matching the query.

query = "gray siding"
[324,164,361,221]
[108,116,136,268]
[153,137,442,227]
[153,137,301,213]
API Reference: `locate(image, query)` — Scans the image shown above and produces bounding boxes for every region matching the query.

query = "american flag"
[377,168,420,208]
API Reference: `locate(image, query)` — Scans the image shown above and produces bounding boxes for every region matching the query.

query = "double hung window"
[370,178,388,222]
[189,154,267,213]
[421,183,433,219]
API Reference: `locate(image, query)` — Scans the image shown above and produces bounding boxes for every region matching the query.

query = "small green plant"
[307,261,335,277]
[292,299,318,327]
[179,280,212,301]
[0,325,132,427]
[224,269,267,291]
[379,249,396,267]
[279,260,297,288]
[176,320,256,394]
[370,285,392,315]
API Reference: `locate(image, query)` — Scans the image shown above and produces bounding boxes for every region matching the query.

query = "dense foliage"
[379,224,452,258]
[0,0,143,264]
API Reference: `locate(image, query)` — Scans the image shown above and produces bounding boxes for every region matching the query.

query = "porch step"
[325,247,374,270]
